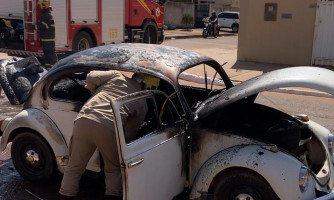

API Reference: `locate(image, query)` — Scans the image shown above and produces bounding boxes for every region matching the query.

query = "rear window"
[219,13,239,19]
[50,72,91,103]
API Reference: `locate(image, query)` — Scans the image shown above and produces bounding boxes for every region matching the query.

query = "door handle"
[128,158,144,168]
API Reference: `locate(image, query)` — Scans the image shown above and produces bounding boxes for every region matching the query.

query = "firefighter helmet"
[38,0,51,9]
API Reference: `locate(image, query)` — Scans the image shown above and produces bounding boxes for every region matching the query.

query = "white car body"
[1,44,334,199]
[217,11,239,32]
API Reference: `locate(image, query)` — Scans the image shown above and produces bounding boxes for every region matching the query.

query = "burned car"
[1,43,334,200]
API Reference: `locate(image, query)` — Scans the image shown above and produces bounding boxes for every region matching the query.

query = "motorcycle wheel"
[202,29,208,38]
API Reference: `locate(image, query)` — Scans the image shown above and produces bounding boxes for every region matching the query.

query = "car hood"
[195,66,334,120]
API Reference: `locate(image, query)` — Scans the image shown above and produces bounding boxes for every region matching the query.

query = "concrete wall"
[164,2,195,27]
[164,0,240,27]
[237,0,317,66]
[212,0,240,12]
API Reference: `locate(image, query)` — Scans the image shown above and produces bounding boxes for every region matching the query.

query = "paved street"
[0,35,334,199]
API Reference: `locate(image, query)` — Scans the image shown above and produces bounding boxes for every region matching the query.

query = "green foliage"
[181,13,194,29]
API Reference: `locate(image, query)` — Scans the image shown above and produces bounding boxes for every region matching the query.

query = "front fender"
[0,108,68,156]
[189,145,317,200]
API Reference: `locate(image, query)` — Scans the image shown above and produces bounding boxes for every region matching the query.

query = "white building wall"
[164,2,194,27]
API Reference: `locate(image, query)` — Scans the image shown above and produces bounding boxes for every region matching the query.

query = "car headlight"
[299,166,310,192]
[328,133,334,156]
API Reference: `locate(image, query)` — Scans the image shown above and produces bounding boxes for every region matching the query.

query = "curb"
[165,33,236,40]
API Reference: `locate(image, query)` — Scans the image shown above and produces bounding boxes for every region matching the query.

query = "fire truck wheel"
[213,169,278,200]
[143,21,158,44]
[72,31,94,53]
[11,132,56,183]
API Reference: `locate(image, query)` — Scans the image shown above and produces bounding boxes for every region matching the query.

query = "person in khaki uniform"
[59,70,151,200]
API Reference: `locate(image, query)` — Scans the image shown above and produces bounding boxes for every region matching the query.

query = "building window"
[264,3,277,21]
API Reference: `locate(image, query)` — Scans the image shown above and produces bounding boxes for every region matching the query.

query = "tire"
[11,132,56,183]
[232,24,239,33]
[202,29,208,38]
[143,21,158,44]
[214,169,278,200]
[72,31,94,53]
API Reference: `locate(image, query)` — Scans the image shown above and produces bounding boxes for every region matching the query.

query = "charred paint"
[245,149,265,169]
[30,110,64,145]
[46,44,212,84]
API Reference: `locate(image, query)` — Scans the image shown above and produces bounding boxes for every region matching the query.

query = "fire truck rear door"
[50,0,68,49]
[101,0,124,44]
[0,0,23,19]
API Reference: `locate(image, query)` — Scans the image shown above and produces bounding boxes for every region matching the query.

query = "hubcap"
[78,38,90,51]
[235,193,255,200]
[25,149,40,167]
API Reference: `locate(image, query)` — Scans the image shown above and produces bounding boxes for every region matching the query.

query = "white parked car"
[1,43,334,200]
[218,11,240,33]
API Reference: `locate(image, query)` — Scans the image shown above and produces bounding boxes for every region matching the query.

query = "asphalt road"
[0,35,334,199]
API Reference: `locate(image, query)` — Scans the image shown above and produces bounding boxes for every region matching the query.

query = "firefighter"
[29,0,58,70]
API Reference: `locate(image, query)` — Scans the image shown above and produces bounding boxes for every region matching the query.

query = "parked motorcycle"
[202,17,219,38]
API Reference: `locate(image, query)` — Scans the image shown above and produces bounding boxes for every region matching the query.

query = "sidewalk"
[164,29,333,99]
[228,61,333,99]
[164,28,236,40]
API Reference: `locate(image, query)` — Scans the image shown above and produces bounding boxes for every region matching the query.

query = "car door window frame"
[111,90,185,150]
[177,61,233,115]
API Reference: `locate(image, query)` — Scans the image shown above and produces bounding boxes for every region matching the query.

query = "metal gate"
[312,0,334,66]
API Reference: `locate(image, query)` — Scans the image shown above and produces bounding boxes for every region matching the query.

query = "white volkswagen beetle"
[0,44,334,200]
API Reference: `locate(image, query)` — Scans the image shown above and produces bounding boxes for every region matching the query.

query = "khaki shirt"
[76,70,147,141]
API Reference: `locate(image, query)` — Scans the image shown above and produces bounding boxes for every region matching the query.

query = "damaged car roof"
[47,43,215,82]
[195,66,334,119]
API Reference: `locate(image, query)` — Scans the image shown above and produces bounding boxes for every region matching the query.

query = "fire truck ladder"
[24,0,38,47]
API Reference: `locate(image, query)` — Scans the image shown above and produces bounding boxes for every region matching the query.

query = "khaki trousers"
[60,118,122,197]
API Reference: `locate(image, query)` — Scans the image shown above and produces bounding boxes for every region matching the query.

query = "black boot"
[59,194,75,200]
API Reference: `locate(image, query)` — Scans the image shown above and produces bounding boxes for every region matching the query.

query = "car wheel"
[232,25,239,33]
[214,169,278,200]
[143,21,158,44]
[72,31,94,53]
[202,29,208,38]
[11,132,56,183]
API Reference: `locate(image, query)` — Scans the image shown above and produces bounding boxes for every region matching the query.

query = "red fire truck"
[0,0,166,57]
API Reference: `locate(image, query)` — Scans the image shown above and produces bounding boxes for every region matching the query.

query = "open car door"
[111,90,187,200]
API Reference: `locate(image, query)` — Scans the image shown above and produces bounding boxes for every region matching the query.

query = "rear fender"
[0,108,68,156]
[189,145,317,200]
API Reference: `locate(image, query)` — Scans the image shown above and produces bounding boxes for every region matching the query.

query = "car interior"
[49,69,184,144]
[178,64,226,110]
